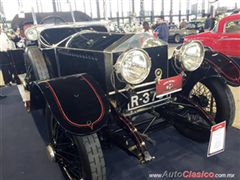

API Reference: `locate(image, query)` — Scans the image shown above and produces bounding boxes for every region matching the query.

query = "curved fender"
[204,50,240,86]
[30,73,109,135]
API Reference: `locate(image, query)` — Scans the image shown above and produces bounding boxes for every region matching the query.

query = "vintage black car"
[2,22,240,180]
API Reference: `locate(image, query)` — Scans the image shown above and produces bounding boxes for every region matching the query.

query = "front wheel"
[174,78,235,142]
[174,34,182,43]
[45,106,106,180]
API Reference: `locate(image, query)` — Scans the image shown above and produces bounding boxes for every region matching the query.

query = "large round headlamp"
[179,40,204,71]
[115,49,151,85]
[25,27,38,41]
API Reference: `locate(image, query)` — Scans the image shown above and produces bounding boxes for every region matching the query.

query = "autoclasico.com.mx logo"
[148,170,236,179]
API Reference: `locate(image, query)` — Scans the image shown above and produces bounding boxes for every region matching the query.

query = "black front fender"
[204,50,240,87]
[30,73,109,135]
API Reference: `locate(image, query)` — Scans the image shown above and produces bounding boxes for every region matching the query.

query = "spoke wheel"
[189,82,217,119]
[51,121,85,180]
[174,78,235,142]
[45,106,106,180]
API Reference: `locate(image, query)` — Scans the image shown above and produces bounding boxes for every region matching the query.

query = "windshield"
[186,22,204,29]
[40,25,108,46]
[186,23,197,29]
[66,32,166,52]
[113,33,166,52]
[169,25,177,30]
[66,32,125,50]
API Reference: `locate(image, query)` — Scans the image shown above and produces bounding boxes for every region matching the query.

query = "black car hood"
[66,32,167,53]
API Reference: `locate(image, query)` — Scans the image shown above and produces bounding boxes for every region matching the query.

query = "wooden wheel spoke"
[64,165,81,178]
[190,82,217,118]
[55,152,81,168]
[57,154,82,179]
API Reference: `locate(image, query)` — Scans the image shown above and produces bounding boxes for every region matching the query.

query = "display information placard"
[207,121,226,157]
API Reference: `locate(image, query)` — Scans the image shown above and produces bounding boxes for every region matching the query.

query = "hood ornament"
[155,68,162,83]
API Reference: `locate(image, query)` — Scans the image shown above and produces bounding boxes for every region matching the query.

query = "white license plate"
[127,89,164,110]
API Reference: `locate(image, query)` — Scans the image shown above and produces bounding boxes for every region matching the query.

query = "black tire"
[25,47,50,81]
[174,34,182,43]
[45,106,106,180]
[174,78,235,142]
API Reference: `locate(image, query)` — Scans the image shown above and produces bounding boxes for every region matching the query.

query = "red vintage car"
[184,14,240,64]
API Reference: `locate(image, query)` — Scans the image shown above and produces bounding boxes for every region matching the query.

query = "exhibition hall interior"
[0,0,239,179]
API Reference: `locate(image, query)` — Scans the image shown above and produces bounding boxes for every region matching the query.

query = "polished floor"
[0,86,239,180]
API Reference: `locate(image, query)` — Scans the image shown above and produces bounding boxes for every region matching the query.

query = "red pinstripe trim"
[205,58,240,83]
[45,76,105,129]
[119,116,146,152]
